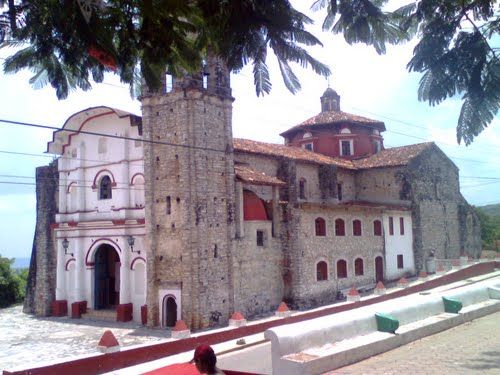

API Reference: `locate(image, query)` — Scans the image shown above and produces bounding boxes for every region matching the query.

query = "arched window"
[303,132,312,139]
[337,260,347,278]
[353,219,362,236]
[315,217,326,236]
[299,178,306,199]
[335,218,345,236]
[355,258,364,276]
[340,128,351,134]
[99,175,112,200]
[316,261,328,281]
[373,220,382,236]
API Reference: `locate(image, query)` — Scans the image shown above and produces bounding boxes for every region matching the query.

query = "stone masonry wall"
[142,81,236,329]
[405,145,481,270]
[233,220,283,316]
[24,161,58,316]
[292,205,384,308]
[355,166,410,204]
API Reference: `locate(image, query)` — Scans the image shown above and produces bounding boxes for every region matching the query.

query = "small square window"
[303,143,313,151]
[256,230,264,247]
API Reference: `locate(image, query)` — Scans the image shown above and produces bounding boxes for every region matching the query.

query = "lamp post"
[62,238,73,257]
[128,235,140,254]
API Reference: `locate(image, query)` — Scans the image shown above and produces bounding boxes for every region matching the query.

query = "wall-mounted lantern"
[62,238,73,257]
[128,235,140,254]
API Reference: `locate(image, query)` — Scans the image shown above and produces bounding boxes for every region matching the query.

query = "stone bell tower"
[141,55,236,329]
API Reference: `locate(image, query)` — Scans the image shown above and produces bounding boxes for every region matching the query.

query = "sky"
[0,1,499,259]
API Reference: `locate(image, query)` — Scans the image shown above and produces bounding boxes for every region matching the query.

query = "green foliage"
[0,0,330,98]
[314,0,408,54]
[474,206,500,250]
[479,203,500,217]
[1,1,498,145]
[0,255,27,308]
[393,0,499,145]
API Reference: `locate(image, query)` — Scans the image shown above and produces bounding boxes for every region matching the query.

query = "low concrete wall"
[3,261,498,375]
[265,278,500,374]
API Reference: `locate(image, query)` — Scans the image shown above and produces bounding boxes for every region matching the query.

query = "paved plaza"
[0,305,168,371]
[331,311,500,374]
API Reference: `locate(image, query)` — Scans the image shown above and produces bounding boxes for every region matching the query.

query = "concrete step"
[82,309,116,322]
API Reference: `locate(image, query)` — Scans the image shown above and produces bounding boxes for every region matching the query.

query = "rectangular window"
[337,183,343,201]
[302,143,313,151]
[400,217,405,235]
[165,74,173,93]
[389,217,394,235]
[256,230,264,247]
[166,196,171,215]
[341,140,352,156]
[397,254,404,269]
[299,179,306,199]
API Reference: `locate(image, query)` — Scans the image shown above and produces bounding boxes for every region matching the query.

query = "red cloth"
[142,362,200,375]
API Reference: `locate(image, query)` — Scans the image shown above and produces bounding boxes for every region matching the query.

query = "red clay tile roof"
[352,142,434,169]
[280,110,385,137]
[234,139,436,171]
[233,138,356,170]
[235,165,286,186]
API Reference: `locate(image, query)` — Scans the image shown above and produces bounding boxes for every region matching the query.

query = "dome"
[322,87,339,97]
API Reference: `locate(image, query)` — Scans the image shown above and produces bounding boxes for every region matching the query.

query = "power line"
[0,149,144,165]
[0,180,146,191]
[461,180,500,189]
[0,118,228,155]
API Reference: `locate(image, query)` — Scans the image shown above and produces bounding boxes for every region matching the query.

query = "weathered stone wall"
[404,145,481,270]
[24,161,58,316]
[337,170,356,201]
[142,74,236,329]
[292,205,384,308]
[355,167,410,204]
[233,220,283,316]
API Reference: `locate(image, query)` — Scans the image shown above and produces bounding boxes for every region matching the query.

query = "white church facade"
[48,107,147,322]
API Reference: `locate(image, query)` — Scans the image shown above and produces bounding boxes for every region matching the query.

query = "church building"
[26,58,481,329]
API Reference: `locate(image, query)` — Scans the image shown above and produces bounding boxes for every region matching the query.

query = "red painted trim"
[68,221,78,227]
[85,238,122,266]
[111,206,144,211]
[130,172,145,185]
[50,223,60,229]
[112,219,126,226]
[92,169,117,189]
[58,209,98,215]
[130,257,146,270]
[58,206,144,216]
[61,111,114,154]
[46,107,138,154]
[59,158,144,173]
[66,181,77,194]
[65,258,75,271]
[137,218,145,224]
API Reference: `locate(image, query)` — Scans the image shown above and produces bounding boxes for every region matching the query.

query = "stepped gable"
[280,110,385,137]
[353,142,434,169]
[235,165,286,186]
[233,138,356,169]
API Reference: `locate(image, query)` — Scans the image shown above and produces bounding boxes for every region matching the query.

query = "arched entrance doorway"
[375,256,384,282]
[162,295,177,327]
[94,244,120,309]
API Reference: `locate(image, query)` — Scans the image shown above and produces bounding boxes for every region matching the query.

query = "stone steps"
[82,308,116,322]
